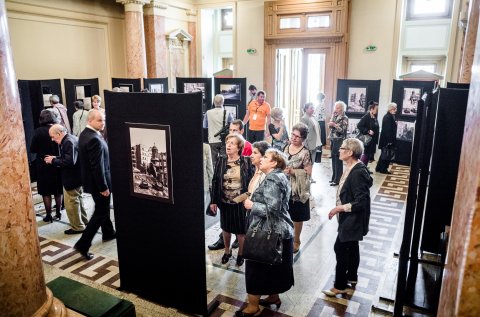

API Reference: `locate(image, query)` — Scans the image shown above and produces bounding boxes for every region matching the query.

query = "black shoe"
[236,255,244,266]
[64,228,84,235]
[74,245,94,260]
[54,212,61,221]
[221,251,232,264]
[330,182,339,186]
[43,214,53,223]
[232,239,239,249]
[259,298,282,308]
[208,238,225,250]
[235,309,261,317]
[102,233,116,242]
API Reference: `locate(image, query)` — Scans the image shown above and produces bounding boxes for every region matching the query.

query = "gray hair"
[39,108,61,125]
[49,95,60,104]
[49,124,67,135]
[342,138,364,159]
[88,109,104,122]
[271,107,284,120]
[387,102,397,112]
[334,101,347,114]
[213,94,224,107]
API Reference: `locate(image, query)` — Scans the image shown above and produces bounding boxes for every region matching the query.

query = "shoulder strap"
[222,110,226,127]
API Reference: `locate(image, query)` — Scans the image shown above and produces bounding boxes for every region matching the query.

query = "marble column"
[0,1,65,316]
[187,10,197,77]
[437,20,480,317]
[459,0,479,83]
[144,1,168,78]
[117,0,149,79]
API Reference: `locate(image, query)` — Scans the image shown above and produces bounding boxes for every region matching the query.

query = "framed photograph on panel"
[43,94,52,108]
[391,79,436,119]
[337,79,381,115]
[127,123,174,204]
[347,87,367,113]
[401,88,421,116]
[176,77,212,113]
[143,77,169,93]
[224,105,238,120]
[119,84,133,92]
[347,118,360,138]
[220,84,241,102]
[396,121,415,142]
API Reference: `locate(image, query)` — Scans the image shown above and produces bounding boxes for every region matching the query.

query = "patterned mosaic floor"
[36,162,410,316]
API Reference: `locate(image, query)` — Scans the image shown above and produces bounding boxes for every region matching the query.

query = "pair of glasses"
[291,134,302,139]
[339,147,349,150]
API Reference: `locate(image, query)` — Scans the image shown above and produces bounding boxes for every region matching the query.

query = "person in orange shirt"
[243,90,271,143]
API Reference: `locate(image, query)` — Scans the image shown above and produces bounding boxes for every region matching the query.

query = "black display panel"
[176,77,212,113]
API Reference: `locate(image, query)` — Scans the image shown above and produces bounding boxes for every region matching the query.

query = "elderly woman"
[357,101,379,171]
[284,122,312,253]
[376,103,398,174]
[268,108,288,151]
[210,133,253,266]
[328,101,349,186]
[323,138,373,297]
[301,102,322,162]
[239,149,293,317]
[30,109,63,223]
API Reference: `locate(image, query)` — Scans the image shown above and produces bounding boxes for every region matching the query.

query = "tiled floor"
[35,158,412,316]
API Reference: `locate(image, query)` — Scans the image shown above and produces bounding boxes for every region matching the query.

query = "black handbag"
[243,211,283,265]
[356,131,372,146]
[380,145,396,161]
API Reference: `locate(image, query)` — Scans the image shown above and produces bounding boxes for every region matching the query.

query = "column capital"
[144,0,168,15]
[116,0,149,12]
[185,9,197,17]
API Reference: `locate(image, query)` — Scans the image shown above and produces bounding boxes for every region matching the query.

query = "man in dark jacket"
[74,110,116,260]
[45,124,89,234]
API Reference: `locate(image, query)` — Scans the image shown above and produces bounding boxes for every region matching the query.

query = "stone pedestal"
[0,0,65,316]
[117,0,149,79]
[144,1,168,78]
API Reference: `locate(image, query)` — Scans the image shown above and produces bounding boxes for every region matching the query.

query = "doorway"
[275,48,327,130]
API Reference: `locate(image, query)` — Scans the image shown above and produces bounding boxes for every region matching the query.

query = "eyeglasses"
[339,147,349,151]
[291,134,302,139]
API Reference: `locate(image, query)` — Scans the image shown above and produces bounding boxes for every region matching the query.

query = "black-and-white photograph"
[220,84,241,101]
[128,123,173,204]
[347,87,367,112]
[149,84,164,93]
[43,94,52,108]
[396,121,415,141]
[402,88,421,116]
[224,105,238,120]
[347,118,360,138]
[184,83,206,101]
[119,84,133,92]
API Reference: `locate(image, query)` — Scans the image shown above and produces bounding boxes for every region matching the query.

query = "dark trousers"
[247,130,265,143]
[331,139,343,183]
[376,158,390,172]
[75,191,115,252]
[334,236,360,290]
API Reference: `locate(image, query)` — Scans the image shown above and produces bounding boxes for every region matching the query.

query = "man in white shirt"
[203,94,233,166]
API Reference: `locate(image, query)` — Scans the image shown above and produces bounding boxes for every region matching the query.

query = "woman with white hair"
[328,101,349,186]
[376,103,398,174]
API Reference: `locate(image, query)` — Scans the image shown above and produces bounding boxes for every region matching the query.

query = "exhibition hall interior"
[1,0,479,316]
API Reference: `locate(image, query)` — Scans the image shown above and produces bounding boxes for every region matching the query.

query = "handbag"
[243,210,283,265]
[380,145,396,161]
[356,131,372,146]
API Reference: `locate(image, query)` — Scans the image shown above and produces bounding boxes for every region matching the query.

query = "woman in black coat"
[376,103,398,174]
[323,138,373,296]
[30,109,63,222]
[357,101,379,170]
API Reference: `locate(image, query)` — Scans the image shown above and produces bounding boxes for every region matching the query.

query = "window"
[307,16,330,28]
[402,56,445,75]
[279,17,301,29]
[411,63,436,73]
[221,9,233,30]
[406,0,452,20]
